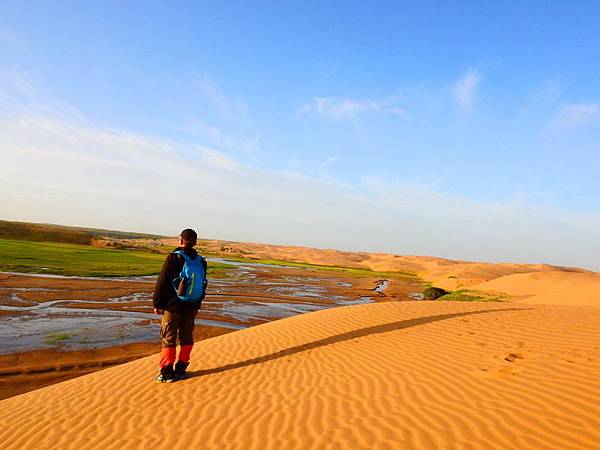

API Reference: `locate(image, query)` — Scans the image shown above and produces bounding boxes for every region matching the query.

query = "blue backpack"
[172,250,207,303]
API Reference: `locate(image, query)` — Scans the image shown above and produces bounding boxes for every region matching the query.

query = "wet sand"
[0,260,422,399]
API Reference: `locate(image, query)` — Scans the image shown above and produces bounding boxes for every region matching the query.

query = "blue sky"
[1,1,599,269]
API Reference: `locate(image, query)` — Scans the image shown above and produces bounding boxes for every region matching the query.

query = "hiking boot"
[174,361,189,380]
[156,366,176,383]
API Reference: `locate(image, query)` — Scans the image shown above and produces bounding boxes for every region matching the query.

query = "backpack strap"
[173,250,188,261]
[174,250,199,262]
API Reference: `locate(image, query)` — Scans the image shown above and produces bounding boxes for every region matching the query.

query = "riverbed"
[0,258,421,354]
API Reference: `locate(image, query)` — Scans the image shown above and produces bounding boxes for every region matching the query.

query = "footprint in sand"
[477,365,521,375]
[477,352,526,376]
[497,365,523,376]
[504,353,524,363]
[479,353,525,377]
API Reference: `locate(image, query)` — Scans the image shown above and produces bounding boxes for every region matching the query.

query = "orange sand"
[472,270,600,305]
[2,301,599,449]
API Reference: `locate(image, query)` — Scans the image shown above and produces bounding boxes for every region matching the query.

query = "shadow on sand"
[187,307,529,379]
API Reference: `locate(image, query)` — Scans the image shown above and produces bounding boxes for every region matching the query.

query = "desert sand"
[471,270,600,306]
[2,300,599,449]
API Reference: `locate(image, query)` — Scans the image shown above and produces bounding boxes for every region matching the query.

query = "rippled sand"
[2,301,599,449]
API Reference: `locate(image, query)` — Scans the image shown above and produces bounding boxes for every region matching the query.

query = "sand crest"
[2,301,599,449]
[472,270,600,305]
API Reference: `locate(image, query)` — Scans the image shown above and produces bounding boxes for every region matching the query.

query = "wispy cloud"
[178,75,260,155]
[453,68,480,111]
[0,68,91,126]
[520,78,564,114]
[551,103,599,130]
[182,118,260,153]
[0,69,41,107]
[194,76,248,119]
[318,156,337,175]
[298,97,405,120]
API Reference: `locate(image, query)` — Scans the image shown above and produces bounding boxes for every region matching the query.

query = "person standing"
[153,228,207,382]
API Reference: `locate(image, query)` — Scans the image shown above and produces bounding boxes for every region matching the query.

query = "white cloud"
[520,78,563,114]
[318,156,337,175]
[453,69,481,111]
[1,111,599,270]
[195,76,248,119]
[1,69,38,99]
[296,103,312,116]
[552,103,599,130]
[298,97,405,120]
[182,118,260,153]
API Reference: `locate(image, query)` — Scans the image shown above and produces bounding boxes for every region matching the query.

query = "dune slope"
[472,270,600,305]
[2,301,600,449]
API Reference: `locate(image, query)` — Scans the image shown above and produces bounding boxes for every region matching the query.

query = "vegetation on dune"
[218,256,419,280]
[423,286,450,300]
[422,286,506,302]
[0,239,231,277]
[437,289,506,302]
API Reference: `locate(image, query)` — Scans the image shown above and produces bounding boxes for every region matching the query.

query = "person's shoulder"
[167,248,185,261]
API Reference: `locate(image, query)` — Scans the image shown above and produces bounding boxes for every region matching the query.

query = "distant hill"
[0,220,167,245]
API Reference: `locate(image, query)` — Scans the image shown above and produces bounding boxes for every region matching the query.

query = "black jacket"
[153,247,207,314]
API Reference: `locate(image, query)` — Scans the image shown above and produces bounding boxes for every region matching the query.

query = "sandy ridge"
[2,301,600,449]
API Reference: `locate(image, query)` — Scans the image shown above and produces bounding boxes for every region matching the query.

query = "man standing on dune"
[153,228,207,383]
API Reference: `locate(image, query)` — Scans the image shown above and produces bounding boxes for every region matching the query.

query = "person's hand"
[153,308,163,315]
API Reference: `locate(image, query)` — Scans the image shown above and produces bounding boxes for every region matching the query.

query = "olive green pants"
[160,310,197,348]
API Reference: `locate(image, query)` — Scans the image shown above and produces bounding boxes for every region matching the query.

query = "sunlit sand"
[2,294,599,448]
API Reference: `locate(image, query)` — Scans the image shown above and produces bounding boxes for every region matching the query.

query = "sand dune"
[2,301,599,449]
[472,270,600,305]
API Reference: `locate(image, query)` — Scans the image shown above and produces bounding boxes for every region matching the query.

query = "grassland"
[438,289,506,302]
[215,255,419,280]
[0,239,230,277]
[1,220,417,280]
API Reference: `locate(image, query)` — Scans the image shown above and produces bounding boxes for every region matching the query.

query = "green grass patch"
[437,289,505,302]
[44,333,71,345]
[219,256,419,280]
[0,238,231,277]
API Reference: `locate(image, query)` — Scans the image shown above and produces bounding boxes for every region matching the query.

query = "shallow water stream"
[0,258,386,354]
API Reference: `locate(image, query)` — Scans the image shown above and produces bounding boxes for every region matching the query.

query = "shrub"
[423,286,450,300]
